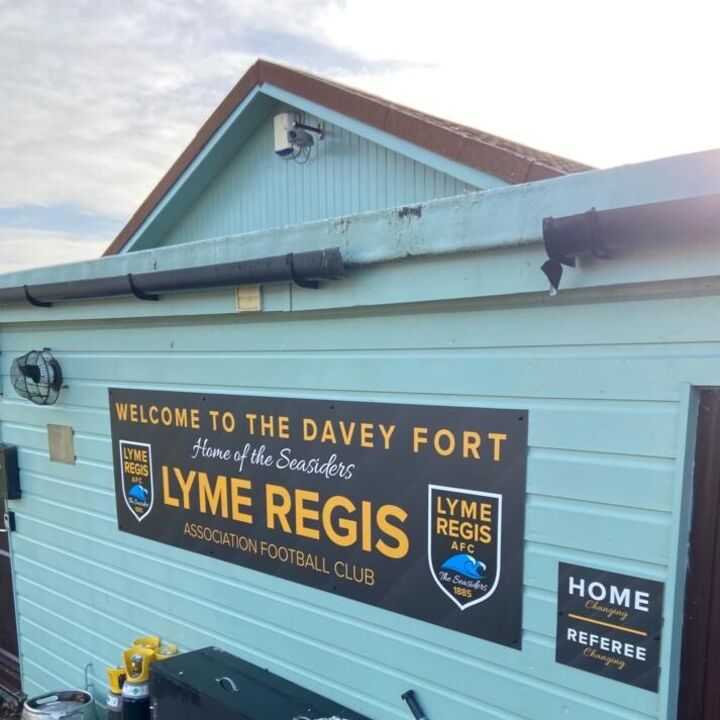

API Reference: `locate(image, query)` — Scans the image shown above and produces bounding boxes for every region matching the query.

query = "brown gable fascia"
[104,59,590,256]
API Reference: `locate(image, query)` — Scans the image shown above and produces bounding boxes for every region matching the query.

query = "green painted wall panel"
[154,111,476,249]
[1,289,708,719]
[12,524,658,720]
[10,292,720,353]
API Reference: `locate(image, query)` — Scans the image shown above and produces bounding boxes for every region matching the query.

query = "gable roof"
[104,59,592,256]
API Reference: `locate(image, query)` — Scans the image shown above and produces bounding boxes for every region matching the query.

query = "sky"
[1,0,719,273]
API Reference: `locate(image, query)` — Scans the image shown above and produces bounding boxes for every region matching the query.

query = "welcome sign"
[110,388,528,647]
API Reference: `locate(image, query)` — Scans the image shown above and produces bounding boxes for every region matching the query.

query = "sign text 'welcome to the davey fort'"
[110,388,528,647]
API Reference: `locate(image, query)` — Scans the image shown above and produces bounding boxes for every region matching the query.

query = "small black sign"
[556,563,664,691]
[109,388,528,647]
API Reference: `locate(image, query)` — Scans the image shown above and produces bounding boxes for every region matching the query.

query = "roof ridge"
[104,58,591,256]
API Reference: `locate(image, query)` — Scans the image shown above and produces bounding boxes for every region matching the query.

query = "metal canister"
[106,667,127,720]
[121,647,154,720]
[21,690,94,720]
[120,680,150,720]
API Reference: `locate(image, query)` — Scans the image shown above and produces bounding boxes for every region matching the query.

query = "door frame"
[677,388,720,719]
[0,498,21,697]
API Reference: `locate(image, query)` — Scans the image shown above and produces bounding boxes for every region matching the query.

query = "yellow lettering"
[295,489,320,539]
[378,423,396,450]
[361,500,372,552]
[338,421,356,445]
[162,466,179,507]
[359,423,373,448]
[320,421,337,445]
[488,432,507,461]
[433,429,456,456]
[413,426,428,452]
[266,484,292,532]
[303,418,318,442]
[174,468,196,510]
[322,495,357,546]
[198,472,228,517]
[463,431,481,459]
[376,505,409,559]
[231,478,253,523]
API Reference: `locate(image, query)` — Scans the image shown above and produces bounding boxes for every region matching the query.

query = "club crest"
[428,485,501,609]
[120,440,154,522]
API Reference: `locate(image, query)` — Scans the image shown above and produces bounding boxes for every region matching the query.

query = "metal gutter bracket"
[541,208,608,295]
[288,253,320,289]
[23,285,52,308]
[127,274,159,301]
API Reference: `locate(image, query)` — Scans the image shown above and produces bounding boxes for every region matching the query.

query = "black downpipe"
[0,248,345,307]
[541,193,720,293]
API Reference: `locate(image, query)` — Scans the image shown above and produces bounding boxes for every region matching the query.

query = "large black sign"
[110,388,528,647]
[556,563,664,691]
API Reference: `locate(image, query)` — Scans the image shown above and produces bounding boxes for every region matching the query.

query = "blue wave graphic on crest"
[128,484,149,502]
[441,553,487,579]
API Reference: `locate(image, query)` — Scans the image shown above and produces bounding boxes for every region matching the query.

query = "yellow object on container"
[122,646,155,683]
[106,666,127,694]
[131,634,160,650]
[154,644,178,661]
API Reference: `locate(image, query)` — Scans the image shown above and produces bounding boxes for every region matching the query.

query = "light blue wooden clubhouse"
[1,60,719,720]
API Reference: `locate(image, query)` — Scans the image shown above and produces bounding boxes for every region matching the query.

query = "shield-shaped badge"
[428,484,502,610]
[119,440,154,522]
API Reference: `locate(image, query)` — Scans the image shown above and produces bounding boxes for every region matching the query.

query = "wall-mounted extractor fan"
[10,349,64,406]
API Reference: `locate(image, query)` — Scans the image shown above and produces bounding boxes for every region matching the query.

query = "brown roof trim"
[104,59,592,256]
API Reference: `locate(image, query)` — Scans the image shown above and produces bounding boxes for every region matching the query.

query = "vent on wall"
[10,348,64,406]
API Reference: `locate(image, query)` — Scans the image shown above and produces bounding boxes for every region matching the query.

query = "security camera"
[287,128,314,148]
[273,112,322,159]
[274,112,296,157]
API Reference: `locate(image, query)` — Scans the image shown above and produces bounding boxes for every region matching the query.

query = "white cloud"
[2,0,720,274]
[0,228,107,274]
[319,0,720,167]
[1,2,248,217]
[0,0,408,220]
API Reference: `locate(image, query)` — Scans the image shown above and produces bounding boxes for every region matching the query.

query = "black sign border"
[109,388,529,648]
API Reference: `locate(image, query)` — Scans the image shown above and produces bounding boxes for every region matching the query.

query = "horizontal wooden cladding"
[0,298,688,720]
[2,295,718,400]
[11,515,659,719]
[526,497,670,565]
[4,293,720,352]
[0,345,696,405]
[158,114,474,249]
[529,449,673,512]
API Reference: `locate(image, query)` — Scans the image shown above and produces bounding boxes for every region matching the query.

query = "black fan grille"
[10,349,63,406]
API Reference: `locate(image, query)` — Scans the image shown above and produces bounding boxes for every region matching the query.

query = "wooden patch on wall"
[47,424,75,464]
